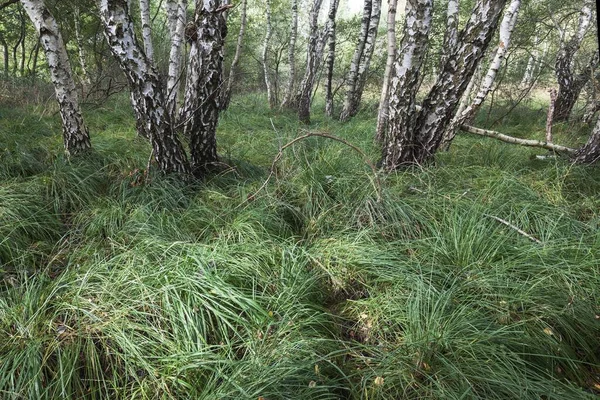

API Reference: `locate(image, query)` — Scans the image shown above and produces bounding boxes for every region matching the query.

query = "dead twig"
[484,213,542,244]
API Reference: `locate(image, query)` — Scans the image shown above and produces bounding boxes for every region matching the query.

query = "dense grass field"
[1,89,599,399]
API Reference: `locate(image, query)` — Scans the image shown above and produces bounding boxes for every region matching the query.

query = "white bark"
[281,0,298,108]
[573,115,600,164]
[139,0,154,63]
[324,0,341,116]
[520,34,539,87]
[262,0,275,108]
[98,0,189,174]
[375,0,398,141]
[221,0,246,110]
[165,0,187,115]
[439,0,459,67]
[73,6,91,86]
[20,0,91,155]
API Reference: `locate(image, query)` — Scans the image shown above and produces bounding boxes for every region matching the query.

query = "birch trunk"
[73,7,91,86]
[573,115,600,164]
[554,51,599,123]
[262,0,275,108]
[221,0,246,110]
[375,0,398,141]
[553,0,594,122]
[439,0,459,68]
[380,0,433,169]
[295,0,325,124]
[180,0,227,173]
[98,0,189,174]
[339,0,382,122]
[324,0,341,117]
[0,33,8,78]
[520,34,539,87]
[20,0,92,155]
[165,0,187,115]
[281,0,298,108]
[383,0,508,168]
[139,0,154,63]
[441,0,520,147]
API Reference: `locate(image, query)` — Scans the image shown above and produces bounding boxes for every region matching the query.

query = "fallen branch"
[460,124,576,154]
[484,214,542,244]
[243,131,381,205]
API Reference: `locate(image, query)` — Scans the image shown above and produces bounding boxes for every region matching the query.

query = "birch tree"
[139,0,154,64]
[262,0,275,108]
[98,0,189,174]
[221,0,246,110]
[339,0,382,122]
[20,0,92,155]
[441,0,521,148]
[165,0,187,115]
[382,0,508,168]
[294,0,325,124]
[573,114,600,164]
[280,0,298,108]
[553,0,595,122]
[375,0,398,141]
[73,6,91,86]
[179,0,228,173]
[324,0,341,117]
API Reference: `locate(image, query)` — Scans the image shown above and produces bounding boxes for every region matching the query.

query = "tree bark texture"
[380,0,433,169]
[280,0,298,108]
[73,7,91,86]
[139,0,154,63]
[553,0,594,122]
[221,0,246,110]
[262,0,275,108]
[180,0,227,173]
[21,0,92,155]
[573,115,600,164]
[383,0,508,168]
[98,0,189,174]
[295,0,325,124]
[324,0,341,117]
[439,0,459,68]
[375,0,398,141]
[339,0,382,122]
[441,0,521,148]
[165,0,187,115]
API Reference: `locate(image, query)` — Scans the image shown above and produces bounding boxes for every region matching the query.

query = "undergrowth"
[0,93,599,399]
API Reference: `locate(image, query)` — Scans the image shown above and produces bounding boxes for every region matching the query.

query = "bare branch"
[484,214,542,244]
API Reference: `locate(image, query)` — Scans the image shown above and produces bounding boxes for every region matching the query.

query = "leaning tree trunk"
[165,0,187,115]
[441,0,521,148]
[339,0,382,122]
[375,0,398,141]
[573,115,600,164]
[221,0,246,110]
[439,0,459,69]
[380,0,433,169]
[324,0,341,117]
[98,0,189,174]
[280,0,298,108]
[553,0,594,123]
[179,0,227,174]
[20,0,92,155]
[295,0,325,124]
[262,0,276,108]
[139,0,154,63]
[382,0,508,168]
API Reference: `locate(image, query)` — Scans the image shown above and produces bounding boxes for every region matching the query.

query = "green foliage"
[1,94,599,399]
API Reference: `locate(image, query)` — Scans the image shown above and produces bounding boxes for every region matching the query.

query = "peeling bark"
[324,0,341,117]
[21,0,92,155]
[165,0,187,115]
[553,0,594,122]
[98,0,189,174]
[221,0,246,110]
[375,0,398,141]
[573,115,600,164]
[339,0,382,122]
[439,0,459,68]
[139,0,154,63]
[179,0,227,173]
[383,0,508,168]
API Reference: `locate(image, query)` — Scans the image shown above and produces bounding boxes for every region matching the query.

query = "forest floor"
[1,88,599,399]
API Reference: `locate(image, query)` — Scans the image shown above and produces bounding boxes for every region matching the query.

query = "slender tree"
[281,0,298,108]
[262,0,275,108]
[375,0,398,141]
[139,0,154,63]
[20,0,92,155]
[221,0,246,110]
[165,0,187,115]
[339,0,382,122]
[324,0,341,117]
[439,0,459,68]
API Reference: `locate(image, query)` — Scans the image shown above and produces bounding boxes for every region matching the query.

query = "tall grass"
[0,93,599,398]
